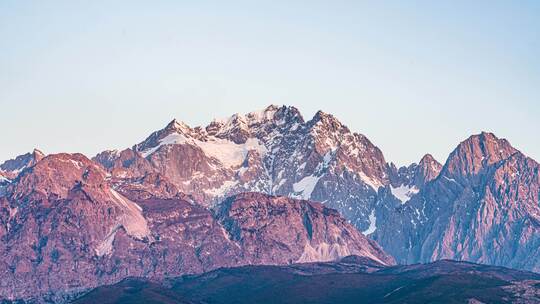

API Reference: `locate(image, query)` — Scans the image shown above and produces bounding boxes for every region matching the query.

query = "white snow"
[246,106,278,122]
[362,210,377,236]
[390,184,419,204]
[141,132,267,168]
[292,175,322,200]
[213,106,278,126]
[0,175,9,183]
[199,137,266,167]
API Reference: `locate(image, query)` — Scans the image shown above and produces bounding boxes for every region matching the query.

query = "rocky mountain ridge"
[0,152,391,302]
[0,148,44,180]
[373,132,540,271]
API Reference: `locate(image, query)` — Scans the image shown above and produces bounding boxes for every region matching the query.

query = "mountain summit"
[95,105,390,231]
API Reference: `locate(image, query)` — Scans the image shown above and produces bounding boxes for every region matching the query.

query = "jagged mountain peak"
[136,105,310,158]
[385,154,441,204]
[210,105,283,126]
[304,110,381,161]
[458,132,516,160]
[165,118,191,132]
[139,106,361,158]
[419,153,438,166]
[306,110,361,153]
[417,153,442,183]
[244,104,280,123]
[140,105,304,146]
[32,148,45,158]
[309,110,347,131]
[375,131,540,270]
[0,148,46,178]
[443,132,518,177]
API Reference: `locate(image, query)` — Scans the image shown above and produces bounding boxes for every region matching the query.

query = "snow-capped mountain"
[95,105,390,231]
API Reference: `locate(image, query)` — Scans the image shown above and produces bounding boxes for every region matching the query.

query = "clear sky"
[1,1,539,166]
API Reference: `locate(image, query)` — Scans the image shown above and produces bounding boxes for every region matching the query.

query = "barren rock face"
[216,192,394,266]
[373,133,540,271]
[0,153,391,302]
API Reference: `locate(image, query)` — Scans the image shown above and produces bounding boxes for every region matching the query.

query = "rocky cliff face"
[373,132,540,271]
[216,192,393,266]
[0,153,391,302]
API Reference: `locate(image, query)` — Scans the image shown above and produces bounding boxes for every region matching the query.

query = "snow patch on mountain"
[292,175,322,200]
[141,132,267,168]
[213,106,279,126]
[390,184,419,204]
[362,210,377,236]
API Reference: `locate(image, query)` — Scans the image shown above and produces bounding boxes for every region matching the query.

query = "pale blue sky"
[1,1,539,166]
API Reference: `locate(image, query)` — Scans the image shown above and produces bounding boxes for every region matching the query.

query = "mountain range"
[0,105,538,302]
